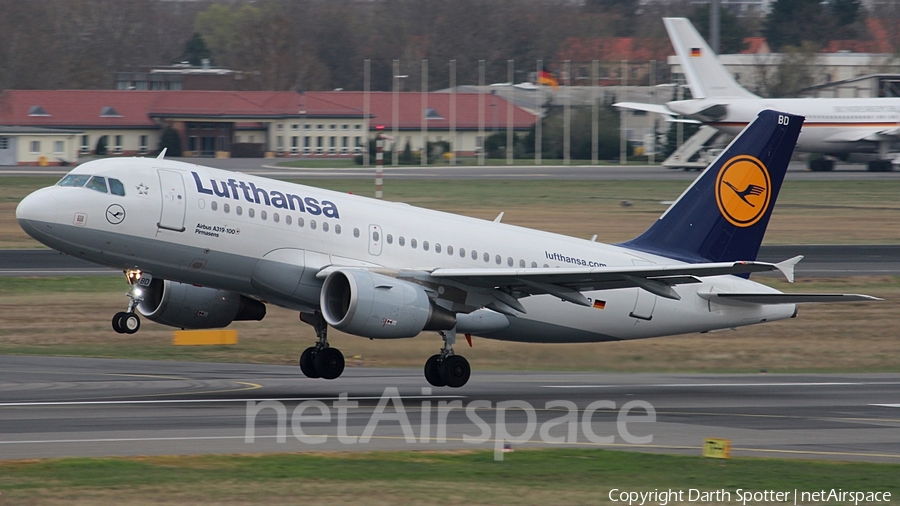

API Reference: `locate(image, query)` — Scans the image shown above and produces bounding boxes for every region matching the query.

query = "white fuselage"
[17,157,794,343]
[668,98,900,155]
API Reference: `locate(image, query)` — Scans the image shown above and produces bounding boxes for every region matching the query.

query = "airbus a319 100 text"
[16,110,878,388]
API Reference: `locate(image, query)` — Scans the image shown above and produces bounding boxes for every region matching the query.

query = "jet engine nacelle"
[320,269,455,339]
[137,279,266,329]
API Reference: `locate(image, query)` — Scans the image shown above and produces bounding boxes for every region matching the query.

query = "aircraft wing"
[613,102,677,116]
[421,260,789,312]
[614,102,702,124]
[823,128,900,143]
[698,293,882,304]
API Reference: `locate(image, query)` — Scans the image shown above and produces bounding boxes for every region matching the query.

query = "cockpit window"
[85,176,108,193]
[109,178,125,196]
[57,174,90,187]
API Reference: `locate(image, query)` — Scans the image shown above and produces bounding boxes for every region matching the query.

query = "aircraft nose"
[16,191,58,224]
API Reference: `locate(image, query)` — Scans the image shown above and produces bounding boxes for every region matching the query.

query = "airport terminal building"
[0,90,535,166]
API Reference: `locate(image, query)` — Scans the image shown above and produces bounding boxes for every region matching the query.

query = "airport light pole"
[507,59,514,165]
[392,60,407,167]
[421,59,428,167]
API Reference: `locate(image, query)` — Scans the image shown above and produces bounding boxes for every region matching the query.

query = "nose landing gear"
[112,269,144,334]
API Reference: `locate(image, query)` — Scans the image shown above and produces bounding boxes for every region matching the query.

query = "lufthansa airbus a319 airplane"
[16,110,877,388]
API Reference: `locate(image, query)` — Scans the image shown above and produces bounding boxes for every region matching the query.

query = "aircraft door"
[157,169,186,232]
[368,224,383,256]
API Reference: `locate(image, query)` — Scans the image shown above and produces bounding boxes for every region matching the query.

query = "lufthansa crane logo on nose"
[106,204,126,225]
[715,155,771,228]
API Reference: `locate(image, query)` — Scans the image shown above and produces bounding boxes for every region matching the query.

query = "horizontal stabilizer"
[774,255,803,283]
[613,102,677,116]
[698,293,882,304]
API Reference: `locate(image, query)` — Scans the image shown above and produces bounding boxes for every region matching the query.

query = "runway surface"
[3,245,898,277]
[1,356,898,462]
[4,159,900,180]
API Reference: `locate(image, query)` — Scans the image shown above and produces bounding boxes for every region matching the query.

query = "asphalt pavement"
[1,356,898,461]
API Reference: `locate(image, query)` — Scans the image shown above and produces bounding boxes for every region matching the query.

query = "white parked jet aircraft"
[16,111,877,388]
[616,17,900,172]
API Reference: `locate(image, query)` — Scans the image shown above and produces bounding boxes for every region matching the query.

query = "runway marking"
[2,435,899,461]
[104,373,191,380]
[543,382,900,389]
[0,394,463,408]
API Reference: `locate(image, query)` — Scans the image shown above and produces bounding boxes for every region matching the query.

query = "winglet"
[494,212,504,223]
[775,255,803,283]
[157,147,167,159]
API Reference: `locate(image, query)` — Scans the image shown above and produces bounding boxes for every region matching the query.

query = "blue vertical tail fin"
[620,110,803,263]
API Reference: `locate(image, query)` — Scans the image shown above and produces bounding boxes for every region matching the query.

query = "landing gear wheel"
[439,355,470,388]
[314,347,345,380]
[113,312,139,334]
[112,312,128,334]
[299,346,320,379]
[120,313,140,334]
[424,354,446,387]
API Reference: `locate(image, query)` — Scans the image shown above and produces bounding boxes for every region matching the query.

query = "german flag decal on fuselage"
[714,155,771,228]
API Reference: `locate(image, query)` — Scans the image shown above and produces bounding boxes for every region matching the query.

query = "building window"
[114,135,123,153]
[30,141,40,154]
[54,141,64,154]
[140,135,148,154]
[81,135,89,152]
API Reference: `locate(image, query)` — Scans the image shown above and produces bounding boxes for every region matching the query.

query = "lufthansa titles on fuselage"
[192,172,340,218]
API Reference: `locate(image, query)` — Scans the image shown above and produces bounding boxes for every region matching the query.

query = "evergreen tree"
[180,33,212,66]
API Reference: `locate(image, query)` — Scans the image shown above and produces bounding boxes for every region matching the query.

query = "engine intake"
[137,279,266,329]
[320,269,455,339]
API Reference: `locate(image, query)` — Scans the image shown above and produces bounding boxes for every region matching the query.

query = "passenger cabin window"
[411,239,417,249]
[249,209,255,218]
[224,203,230,213]
[353,228,360,237]
[58,174,90,187]
[398,237,405,246]
[386,234,393,244]
[108,178,126,196]
[85,176,108,193]
[311,220,317,230]
[285,215,291,225]
[236,206,243,216]
[298,217,305,227]
[322,222,329,232]
[335,224,341,234]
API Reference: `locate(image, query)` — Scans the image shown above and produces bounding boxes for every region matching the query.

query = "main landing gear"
[112,271,143,334]
[424,328,471,388]
[298,312,345,380]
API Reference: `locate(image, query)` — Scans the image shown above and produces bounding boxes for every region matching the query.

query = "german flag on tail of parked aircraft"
[537,69,559,91]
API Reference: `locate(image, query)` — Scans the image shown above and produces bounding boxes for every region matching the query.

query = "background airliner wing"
[425,261,784,306]
[613,102,702,123]
[613,102,677,116]
[823,128,900,143]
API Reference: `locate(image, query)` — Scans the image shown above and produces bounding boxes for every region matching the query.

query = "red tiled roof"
[557,37,672,63]
[0,90,534,130]
[822,19,895,54]
[740,37,770,55]
[0,90,159,127]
